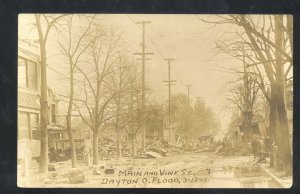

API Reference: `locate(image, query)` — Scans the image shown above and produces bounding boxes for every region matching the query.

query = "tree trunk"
[273,15,292,175]
[270,83,292,174]
[39,41,49,173]
[129,89,136,158]
[67,60,77,168]
[66,116,77,168]
[116,130,121,159]
[243,111,253,143]
[269,98,277,142]
[116,78,121,159]
[131,136,136,157]
[92,129,99,165]
[286,15,293,56]
[243,64,253,143]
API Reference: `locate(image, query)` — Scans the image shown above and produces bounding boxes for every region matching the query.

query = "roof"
[55,138,84,143]
[48,124,77,132]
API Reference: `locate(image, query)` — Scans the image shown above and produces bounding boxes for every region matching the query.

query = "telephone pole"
[152,107,161,140]
[185,84,192,113]
[134,21,152,152]
[163,59,176,125]
[163,58,176,142]
[196,96,201,108]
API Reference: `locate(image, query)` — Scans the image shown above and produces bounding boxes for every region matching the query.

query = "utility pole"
[134,21,152,152]
[196,96,201,109]
[152,107,160,140]
[163,58,176,142]
[152,107,155,139]
[185,84,192,113]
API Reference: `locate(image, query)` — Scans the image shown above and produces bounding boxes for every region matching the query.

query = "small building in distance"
[227,114,266,150]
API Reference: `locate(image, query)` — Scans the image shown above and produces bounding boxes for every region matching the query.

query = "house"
[50,114,91,152]
[18,40,42,160]
[227,114,266,146]
[18,39,64,160]
[18,39,65,179]
[18,39,93,173]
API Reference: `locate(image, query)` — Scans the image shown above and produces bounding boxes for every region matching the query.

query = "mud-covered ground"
[18,152,285,188]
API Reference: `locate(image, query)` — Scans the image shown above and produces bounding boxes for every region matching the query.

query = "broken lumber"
[145,151,163,158]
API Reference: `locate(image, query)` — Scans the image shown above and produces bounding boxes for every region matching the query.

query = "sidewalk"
[18,159,88,187]
[18,153,292,188]
[258,163,292,188]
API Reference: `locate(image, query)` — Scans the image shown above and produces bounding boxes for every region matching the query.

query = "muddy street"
[18,151,283,188]
[17,14,293,189]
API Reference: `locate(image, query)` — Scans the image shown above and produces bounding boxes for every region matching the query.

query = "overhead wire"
[125,14,190,93]
[48,15,194,102]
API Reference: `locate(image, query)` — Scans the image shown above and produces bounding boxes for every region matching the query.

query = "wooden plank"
[145,151,163,158]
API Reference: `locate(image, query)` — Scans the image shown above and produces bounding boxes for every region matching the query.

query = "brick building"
[18,39,61,160]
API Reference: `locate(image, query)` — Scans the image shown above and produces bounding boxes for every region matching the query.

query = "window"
[18,58,27,88]
[18,112,30,139]
[18,111,40,140]
[27,60,38,89]
[18,57,38,90]
[51,104,56,123]
[30,113,39,140]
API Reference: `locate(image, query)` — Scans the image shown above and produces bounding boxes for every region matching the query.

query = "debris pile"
[143,138,168,158]
[96,135,218,160]
[97,137,131,159]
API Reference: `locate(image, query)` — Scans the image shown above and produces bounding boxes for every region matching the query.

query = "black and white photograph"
[17,14,293,188]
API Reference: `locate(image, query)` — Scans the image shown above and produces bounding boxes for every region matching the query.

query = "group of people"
[222,138,235,156]
[220,133,274,160]
[251,134,273,162]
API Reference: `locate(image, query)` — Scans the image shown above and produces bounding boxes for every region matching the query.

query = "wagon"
[53,139,85,162]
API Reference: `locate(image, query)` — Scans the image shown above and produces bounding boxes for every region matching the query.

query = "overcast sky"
[100,14,240,130]
[19,14,250,130]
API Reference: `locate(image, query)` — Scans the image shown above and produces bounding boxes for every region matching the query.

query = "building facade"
[18,40,42,159]
[18,39,60,160]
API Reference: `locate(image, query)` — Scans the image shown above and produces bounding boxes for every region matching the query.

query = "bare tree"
[57,15,95,167]
[170,94,218,140]
[73,25,124,165]
[202,15,293,173]
[106,54,151,158]
[224,74,260,142]
[105,54,133,159]
[125,65,142,157]
[34,14,66,173]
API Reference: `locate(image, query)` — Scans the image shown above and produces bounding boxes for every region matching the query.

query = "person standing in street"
[251,135,258,159]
